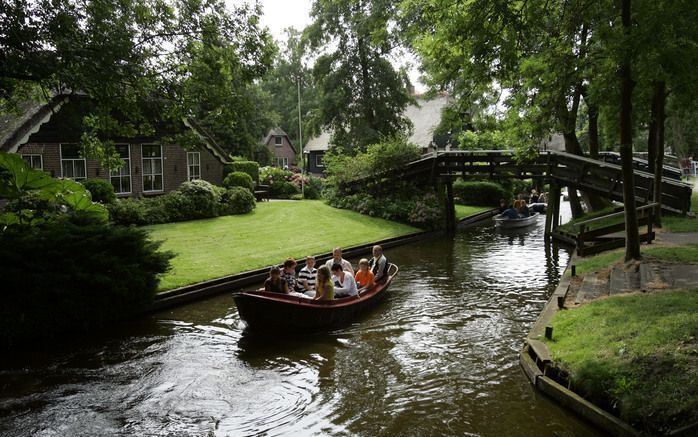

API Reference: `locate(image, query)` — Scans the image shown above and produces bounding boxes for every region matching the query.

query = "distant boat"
[493,212,539,228]
[234,264,399,330]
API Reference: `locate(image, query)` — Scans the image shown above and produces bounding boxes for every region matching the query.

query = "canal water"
[0,211,603,436]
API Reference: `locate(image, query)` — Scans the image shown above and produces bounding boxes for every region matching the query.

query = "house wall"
[265,135,296,168]
[307,150,326,175]
[16,142,223,197]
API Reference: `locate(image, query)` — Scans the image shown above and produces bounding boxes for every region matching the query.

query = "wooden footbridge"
[341,149,693,233]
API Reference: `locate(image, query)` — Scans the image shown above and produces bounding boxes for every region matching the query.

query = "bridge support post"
[445,178,456,234]
[545,184,561,236]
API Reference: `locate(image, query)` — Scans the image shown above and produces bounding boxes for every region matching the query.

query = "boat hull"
[234,267,397,330]
[493,212,539,228]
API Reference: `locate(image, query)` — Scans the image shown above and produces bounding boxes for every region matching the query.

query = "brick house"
[262,127,297,169]
[0,95,228,197]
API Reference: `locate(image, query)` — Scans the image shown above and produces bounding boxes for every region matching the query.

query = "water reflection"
[0,204,602,436]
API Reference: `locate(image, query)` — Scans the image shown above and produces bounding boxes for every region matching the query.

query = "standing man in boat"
[325,247,354,275]
[369,245,389,283]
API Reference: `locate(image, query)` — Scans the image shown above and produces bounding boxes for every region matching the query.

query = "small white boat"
[493,212,539,228]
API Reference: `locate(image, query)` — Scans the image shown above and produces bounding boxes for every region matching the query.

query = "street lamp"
[297,75,304,198]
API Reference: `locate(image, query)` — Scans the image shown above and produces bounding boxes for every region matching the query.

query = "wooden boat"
[493,212,539,228]
[234,264,399,330]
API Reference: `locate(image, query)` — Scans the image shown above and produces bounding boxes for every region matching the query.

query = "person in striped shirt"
[298,255,317,293]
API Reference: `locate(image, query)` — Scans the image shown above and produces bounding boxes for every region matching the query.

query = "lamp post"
[297,75,304,198]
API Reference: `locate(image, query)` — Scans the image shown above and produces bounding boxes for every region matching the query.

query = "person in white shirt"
[330,263,358,298]
[324,247,354,275]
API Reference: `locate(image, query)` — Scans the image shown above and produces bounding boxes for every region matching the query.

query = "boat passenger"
[498,198,508,213]
[369,245,389,283]
[313,266,334,301]
[298,255,317,292]
[282,257,301,292]
[500,208,519,219]
[355,258,375,289]
[529,189,539,204]
[331,263,358,298]
[512,193,526,211]
[324,247,354,275]
[538,192,548,204]
[263,266,288,294]
[519,202,531,217]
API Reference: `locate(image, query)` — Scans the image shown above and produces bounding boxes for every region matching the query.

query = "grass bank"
[569,244,698,276]
[147,200,419,290]
[544,289,698,434]
[455,204,491,220]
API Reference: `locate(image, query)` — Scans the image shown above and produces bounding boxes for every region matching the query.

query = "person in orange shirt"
[355,258,375,290]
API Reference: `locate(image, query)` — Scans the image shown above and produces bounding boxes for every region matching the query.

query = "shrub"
[223,171,254,192]
[260,166,300,198]
[0,220,172,348]
[222,186,256,214]
[176,180,223,219]
[107,198,147,225]
[224,161,259,183]
[80,179,116,204]
[452,180,508,207]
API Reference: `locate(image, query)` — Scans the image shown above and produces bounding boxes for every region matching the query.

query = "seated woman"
[313,266,334,301]
[331,263,358,298]
[354,258,375,289]
[500,207,520,219]
[281,257,301,292]
[261,266,288,294]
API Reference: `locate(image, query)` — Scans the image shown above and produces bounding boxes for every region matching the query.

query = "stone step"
[609,268,641,295]
[640,263,673,291]
[575,274,610,304]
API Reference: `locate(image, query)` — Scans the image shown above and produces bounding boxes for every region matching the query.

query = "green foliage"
[307,0,413,152]
[452,180,508,207]
[223,171,254,192]
[0,220,172,348]
[0,152,108,227]
[107,198,148,226]
[224,161,260,184]
[80,178,116,204]
[259,166,300,198]
[221,187,256,215]
[176,179,224,219]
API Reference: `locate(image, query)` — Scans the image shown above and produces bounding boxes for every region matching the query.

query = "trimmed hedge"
[0,220,172,348]
[224,161,259,184]
[222,186,256,214]
[223,171,254,192]
[452,180,508,207]
[80,179,116,204]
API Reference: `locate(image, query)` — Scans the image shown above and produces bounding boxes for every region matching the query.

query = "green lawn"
[544,289,698,433]
[146,200,419,290]
[455,204,492,220]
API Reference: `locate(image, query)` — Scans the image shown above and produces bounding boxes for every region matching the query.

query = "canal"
[0,212,603,436]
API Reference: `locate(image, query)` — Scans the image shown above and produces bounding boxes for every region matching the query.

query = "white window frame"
[274,136,283,146]
[315,154,324,168]
[276,157,289,168]
[141,144,164,193]
[22,154,43,170]
[187,152,201,181]
[110,144,132,195]
[59,144,87,181]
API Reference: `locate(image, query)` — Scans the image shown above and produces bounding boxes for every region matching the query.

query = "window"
[142,144,163,192]
[110,145,131,194]
[22,154,43,170]
[315,154,324,168]
[274,136,283,146]
[60,144,86,180]
[276,157,289,168]
[187,152,201,181]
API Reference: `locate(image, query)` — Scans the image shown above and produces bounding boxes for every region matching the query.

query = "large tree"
[260,28,320,151]
[306,0,414,152]
[1,0,275,162]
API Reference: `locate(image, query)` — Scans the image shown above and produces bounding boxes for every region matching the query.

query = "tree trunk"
[588,103,600,159]
[562,132,585,218]
[651,81,666,227]
[647,91,658,175]
[620,0,641,262]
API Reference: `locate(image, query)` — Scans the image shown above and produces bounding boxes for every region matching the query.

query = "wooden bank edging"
[520,259,640,437]
[149,230,444,312]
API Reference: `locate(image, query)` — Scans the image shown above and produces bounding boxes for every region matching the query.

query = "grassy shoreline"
[147,200,419,290]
